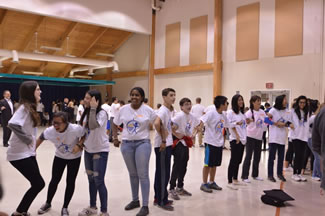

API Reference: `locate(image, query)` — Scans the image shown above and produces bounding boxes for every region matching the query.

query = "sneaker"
[61,208,69,216]
[284,167,293,172]
[233,181,246,186]
[176,187,192,196]
[312,176,321,181]
[298,175,307,182]
[199,144,204,148]
[11,212,31,216]
[157,203,174,211]
[278,175,286,182]
[99,213,109,216]
[153,199,173,206]
[268,176,276,182]
[242,179,251,183]
[169,189,180,200]
[208,182,222,190]
[38,203,51,214]
[253,177,263,181]
[227,183,238,190]
[124,200,140,210]
[136,206,149,216]
[200,183,213,193]
[78,207,98,216]
[291,174,301,182]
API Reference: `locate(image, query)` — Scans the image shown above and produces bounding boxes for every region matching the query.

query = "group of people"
[1,80,325,216]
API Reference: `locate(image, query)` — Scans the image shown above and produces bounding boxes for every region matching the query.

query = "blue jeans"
[84,151,109,213]
[268,143,285,177]
[121,139,151,206]
[307,138,322,178]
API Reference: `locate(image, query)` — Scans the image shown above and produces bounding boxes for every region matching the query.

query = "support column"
[214,0,223,97]
[149,10,156,108]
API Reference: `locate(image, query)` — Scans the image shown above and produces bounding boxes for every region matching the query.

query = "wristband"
[162,140,166,143]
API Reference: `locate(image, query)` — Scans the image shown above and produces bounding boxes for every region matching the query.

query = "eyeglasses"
[53,121,64,126]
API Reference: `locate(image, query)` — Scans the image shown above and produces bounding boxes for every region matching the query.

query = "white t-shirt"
[83,110,109,153]
[154,105,173,148]
[43,124,85,159]
[7,105,37,161]
[191,104,205,119]
[76,105,84,122]
[101,104,111,119]
[245,109,267,140]
[172,111,200,146]
[201,110,228,147]
[110,103,120,118]
[114,104,156,140]
[268,108,291,145]
[227,109,247,144]
[204,105,215,113]
[36,102,44,112]
[291,110,309,142]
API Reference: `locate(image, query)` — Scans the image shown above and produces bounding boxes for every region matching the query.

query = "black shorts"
[204,143,223,167]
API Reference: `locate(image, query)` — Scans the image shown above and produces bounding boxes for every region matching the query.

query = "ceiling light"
[96,53,115,58]
[22,71,44,76]
[69,75,92,79]
[40,46,63,51]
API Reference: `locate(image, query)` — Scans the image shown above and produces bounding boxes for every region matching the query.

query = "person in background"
[63,98,69,113]
[73,100,78,123]
[0,90,14,147]
[101,99,111,137]
[284,100,297,171]
[191,97,205,147]
[262,103,271,151]
[37,101,44,125]
[109,97,120,142]
[67,101,75,123]
[7,81,45,216]
[42,112,50,126]
[76,100,84,124]
[143,98,148,105]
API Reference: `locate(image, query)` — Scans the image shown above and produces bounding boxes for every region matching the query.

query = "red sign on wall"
[266,83,274,89]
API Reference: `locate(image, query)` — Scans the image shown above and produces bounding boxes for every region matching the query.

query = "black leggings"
[10,156,45,213]
[46,156,81,208]
[293,139,307,175]
[228,141,245,183]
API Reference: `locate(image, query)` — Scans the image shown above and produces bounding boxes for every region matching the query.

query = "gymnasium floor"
[0,128,324,216]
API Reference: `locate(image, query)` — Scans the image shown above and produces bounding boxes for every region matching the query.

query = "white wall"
[223,0,323,103]
[154,71,214,109]
[0,0,152,34]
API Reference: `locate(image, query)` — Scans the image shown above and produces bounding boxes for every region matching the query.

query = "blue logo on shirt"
[240,120,246,129]
[58,143,71,153]
[126,119,140,134]
[256,119,263,128]
[185,122,191,134]
[278,117,286,123]
[167,119,172,133]
[215,121,224,133]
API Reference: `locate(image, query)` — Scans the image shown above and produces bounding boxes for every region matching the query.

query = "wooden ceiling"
[0,8,133,78]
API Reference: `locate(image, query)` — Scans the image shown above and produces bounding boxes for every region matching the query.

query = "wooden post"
[106,68,113,102]
[149,10,156,108]
[214,0,223,97]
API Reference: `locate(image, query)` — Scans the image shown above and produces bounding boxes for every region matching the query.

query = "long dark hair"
[273,94,286,110]
[309,99,319,116]
[294,95,308,121]
[250,95,261,121]
[231,94,245,114]
[79,89,103,128]
[19,81,40,127]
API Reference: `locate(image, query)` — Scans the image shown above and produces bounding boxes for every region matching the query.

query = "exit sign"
[266,83,274,89]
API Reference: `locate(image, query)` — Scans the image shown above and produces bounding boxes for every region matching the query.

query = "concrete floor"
[0,127,324,216]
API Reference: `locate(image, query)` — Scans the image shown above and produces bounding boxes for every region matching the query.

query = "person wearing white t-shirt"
[267,95,293,183]
[7,81,45,216]
[168,98,200,200]
[227,94,247,190]
[241,96,267,183]
[153,88,176,211]
[291,96,310,182]
[191,97,205,147]
[109,97,120,142]
[76,100,84,124]
[112,87,156,216]
[199,96,229,193]
[78,90,109,216]
[36,112,85,216]
[101,99,111,137]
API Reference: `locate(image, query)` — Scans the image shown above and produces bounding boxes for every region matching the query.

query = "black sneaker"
[124,200,140,210]
[153,199,173,206]
[136,206,149,216]
[38,203,51,214]
[11,212,31,216]
[157,203,174,211]
[268,176,276,182]
[278,175,286,182]
[208,182,222,191]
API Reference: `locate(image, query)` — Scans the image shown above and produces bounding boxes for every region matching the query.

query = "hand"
[246,118,253,124]
[90,97,98,109]
[236,135,240,144]
[276,122,285,128]
[236,121,243,126]
[72,145,82,154]
[0,106,5,111]
[289,124,295,130]
[113,138,120,147]
[160,142,166,152]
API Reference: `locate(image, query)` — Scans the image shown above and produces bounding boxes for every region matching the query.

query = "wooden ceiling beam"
[40,22,79,73]
[60,27,107,77]
[111,32,133,53]
[0,9,8,26]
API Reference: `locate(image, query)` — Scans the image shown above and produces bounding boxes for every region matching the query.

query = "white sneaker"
[312,177,321,181]
[99,213,110,216]
[298,175,307,182]
[291,174,301,182]
[227,184,238,190]
[78,207,98,216]
[253,177,264,181]
[233,181,247,186]
[242,179,251,183]
[284,167,293,172]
